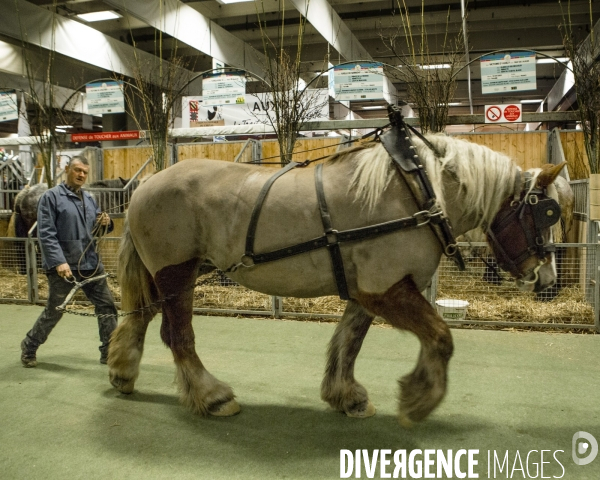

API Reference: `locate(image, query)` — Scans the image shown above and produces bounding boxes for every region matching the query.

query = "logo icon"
[572,431,598,466]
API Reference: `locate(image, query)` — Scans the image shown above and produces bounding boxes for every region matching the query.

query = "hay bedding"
[0,267,593,326]
[437,269,594,325]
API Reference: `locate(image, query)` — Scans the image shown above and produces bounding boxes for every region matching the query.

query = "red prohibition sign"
[486,106,502,122]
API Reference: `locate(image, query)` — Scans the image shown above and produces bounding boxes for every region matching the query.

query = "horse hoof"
[398,412,415,429]
[346,400,376,418]
[109,373,135,394]
[208,399,241,417]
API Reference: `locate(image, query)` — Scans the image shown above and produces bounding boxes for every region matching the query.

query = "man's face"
[65,160,89,189]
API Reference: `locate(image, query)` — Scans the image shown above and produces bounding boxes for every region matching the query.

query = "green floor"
[0,304,598,479]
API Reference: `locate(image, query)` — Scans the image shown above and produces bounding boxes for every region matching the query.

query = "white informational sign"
[334,63,385,101]
[0,91,18,122]
[202,71,246,107]
[481,52,536,94]
[484,104,523,123]
[182,90,330,129]
[85,81,125,115]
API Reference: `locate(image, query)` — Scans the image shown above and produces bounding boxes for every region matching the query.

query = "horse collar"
[380,106,466,271]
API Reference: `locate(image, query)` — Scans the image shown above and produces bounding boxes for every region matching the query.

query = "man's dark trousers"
[22,267,118,359]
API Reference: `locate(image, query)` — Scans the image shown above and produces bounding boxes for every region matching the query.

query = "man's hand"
[96,212,110,226]
[56,263,73,280]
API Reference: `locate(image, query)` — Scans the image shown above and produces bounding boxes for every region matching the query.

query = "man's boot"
[20,339,37,368]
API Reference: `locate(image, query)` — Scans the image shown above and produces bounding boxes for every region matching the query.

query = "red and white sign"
[70,130,145,142]
[484,104,522,123]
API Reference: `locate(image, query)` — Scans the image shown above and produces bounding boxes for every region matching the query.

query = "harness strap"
[251,213,430,264]
[314,163,349,300]
[245,161,306,258]
[382,105,465,270]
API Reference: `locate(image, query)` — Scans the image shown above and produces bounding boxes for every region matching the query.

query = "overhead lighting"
[361,105,386,110]
[537,57,569,64]
[56,125,73,129]
[77,11,121,22]
[216,0,255,4]
[521,99,544,104]
[421,64,451,69]
[55,128,67,133]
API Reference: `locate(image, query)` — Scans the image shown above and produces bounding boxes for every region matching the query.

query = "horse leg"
[155,258,240,417]
[108,309,154,394]
[356,276,454,427]
[321,300,376,418]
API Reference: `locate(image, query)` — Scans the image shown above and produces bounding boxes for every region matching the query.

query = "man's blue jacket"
[37,183,114,271]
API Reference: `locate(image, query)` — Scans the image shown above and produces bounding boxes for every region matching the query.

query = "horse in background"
[7,178,137,274]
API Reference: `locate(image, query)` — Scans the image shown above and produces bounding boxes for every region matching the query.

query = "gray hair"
[68,155,89,166]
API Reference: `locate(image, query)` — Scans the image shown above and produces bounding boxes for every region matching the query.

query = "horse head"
[486,162,566,293]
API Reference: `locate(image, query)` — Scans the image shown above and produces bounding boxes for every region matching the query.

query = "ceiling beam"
[289,0,372,62]
[102,0,267,78]
[2,0,192,83]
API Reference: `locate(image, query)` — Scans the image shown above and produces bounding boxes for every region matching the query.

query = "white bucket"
[435,299,469,321]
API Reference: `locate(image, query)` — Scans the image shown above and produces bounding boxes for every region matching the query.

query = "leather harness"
[233,107,464,300]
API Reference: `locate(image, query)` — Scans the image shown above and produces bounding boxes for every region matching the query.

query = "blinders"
[486,174,561,280]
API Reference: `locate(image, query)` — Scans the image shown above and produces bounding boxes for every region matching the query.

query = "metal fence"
[1,236,598,331]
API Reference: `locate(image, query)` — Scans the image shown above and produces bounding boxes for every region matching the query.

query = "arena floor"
[0,304,598,479]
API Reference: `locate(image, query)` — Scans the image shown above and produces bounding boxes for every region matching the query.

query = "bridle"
[485,170,561,285]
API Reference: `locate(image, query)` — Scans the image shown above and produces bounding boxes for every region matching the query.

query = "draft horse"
[108,127,565,426]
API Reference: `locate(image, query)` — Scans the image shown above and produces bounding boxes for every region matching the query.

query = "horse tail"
[117,219,159,318]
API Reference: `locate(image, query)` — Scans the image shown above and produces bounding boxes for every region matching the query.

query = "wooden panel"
[177,142,246,162]
[103,147,155,179]
[453,132,547,170]
[261,138,343,169]
[559,131,590,180]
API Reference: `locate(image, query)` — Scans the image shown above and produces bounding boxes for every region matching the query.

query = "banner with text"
[85,81,125,115]
[202,71,246,107]
[334,63,386,101]
[481,52,536,94]
[0,91,18,122]
[181,90,330,129]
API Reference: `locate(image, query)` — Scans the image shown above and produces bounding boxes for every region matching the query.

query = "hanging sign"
[484,104,522,123]
[333,63,385,101]
[0,91,18,122]
[481,52,537,94]
[85,81,125,115]
[71,130,145,142]
[182,89,330,128]
[202,71,246,107]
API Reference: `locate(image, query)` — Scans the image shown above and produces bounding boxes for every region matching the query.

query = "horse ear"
[119,177,127,186]
[537,161,567,188]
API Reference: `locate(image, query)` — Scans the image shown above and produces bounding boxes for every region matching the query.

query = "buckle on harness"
[325,229,339,246]
[413,210,432,227]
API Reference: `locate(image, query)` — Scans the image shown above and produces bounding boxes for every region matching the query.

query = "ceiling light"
[536,57,569,64]
[421,64,451,69]
[216,0,255,4]
[361,106,386,110]
[521,99,544,103]
[56,125,73,129]
[77,11,121,22]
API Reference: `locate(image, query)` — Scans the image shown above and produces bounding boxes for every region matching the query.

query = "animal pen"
[0,129,598,332]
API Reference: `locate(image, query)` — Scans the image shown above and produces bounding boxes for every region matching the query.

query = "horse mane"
[347,134,526,229]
